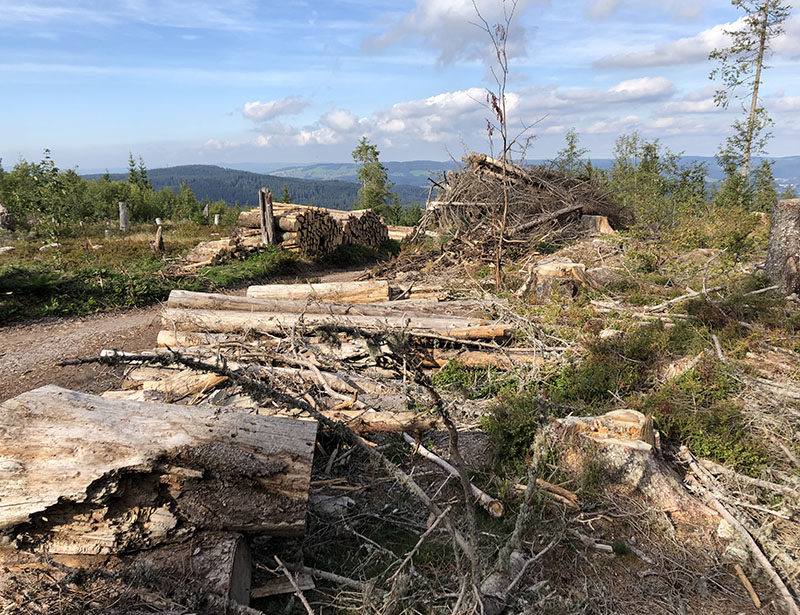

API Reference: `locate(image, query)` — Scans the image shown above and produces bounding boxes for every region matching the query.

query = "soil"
[0,306,162,402]
[0,265,373,403]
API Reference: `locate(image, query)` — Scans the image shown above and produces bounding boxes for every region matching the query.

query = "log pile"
[239,203,344,255]
[239,202,389,253]
[106,284,550,419]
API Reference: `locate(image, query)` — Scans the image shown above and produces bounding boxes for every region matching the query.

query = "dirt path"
[0,306,163,402]
[0,266,372,402]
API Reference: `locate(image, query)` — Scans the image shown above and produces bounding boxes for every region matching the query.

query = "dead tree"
[765,199,800,294]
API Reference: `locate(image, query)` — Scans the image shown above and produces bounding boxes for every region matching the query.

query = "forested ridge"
[84,164,429,210]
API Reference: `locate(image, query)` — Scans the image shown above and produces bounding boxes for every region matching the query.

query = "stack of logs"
[158,282,547,373]
[238,202,389,255]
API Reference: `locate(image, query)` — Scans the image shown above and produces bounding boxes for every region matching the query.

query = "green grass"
[0,224,308,324]
[0,248,299,324]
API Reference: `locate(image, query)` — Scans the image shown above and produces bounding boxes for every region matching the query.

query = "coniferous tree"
[709,0,791,179]
[352,137,397,211]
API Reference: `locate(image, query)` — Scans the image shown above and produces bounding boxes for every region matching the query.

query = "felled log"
[184,237,238,264]
[0,385,317,554]
[388,225,416,241]
[423,348,546,370]
[765,199,800,295]
[247,280,390,303]
[167,290,501,319]
[162,308,511,340]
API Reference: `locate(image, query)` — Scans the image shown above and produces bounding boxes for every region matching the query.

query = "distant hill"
[84,165,429,210]
[269,160,460,188]
[265,156,799,192]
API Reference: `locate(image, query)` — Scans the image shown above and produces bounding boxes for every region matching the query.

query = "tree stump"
[765,199,800,295]
[118,201,129,232]
[0,202,13,231]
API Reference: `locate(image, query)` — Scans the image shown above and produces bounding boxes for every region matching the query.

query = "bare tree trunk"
[765,199,800,294]
[742,0,770,179]
[118,201,129,232]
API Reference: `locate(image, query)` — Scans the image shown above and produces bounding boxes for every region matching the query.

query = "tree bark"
[0,385,317,554]
[765,199,800,294]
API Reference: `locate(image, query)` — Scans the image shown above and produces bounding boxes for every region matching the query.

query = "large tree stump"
[0,385,317,554]
[765,199,800,295]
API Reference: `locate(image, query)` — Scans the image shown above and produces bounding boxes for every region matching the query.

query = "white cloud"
[594,18,743,67]
[363,0,545,67]
[596,13,800,69]
[242,96,310,122]
[583,0,709,21]
[660,98,717,114]
[585,115,640,134]
[321,108,360,132]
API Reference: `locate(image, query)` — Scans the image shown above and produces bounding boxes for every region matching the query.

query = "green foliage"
[636,358,766,474]
[481,391,552,473]
[547,323,673,405]
[0,238,298,324]
[281,184,291,203]
[432,360,514,400]
[752,158,778,211]
[608,132,708,235]
[554,128,588,178]
[780,184,797,199]
[709,0,790,179]
[352,137,399,214]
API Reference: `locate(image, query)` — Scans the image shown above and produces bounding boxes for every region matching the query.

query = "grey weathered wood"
[259,187,275,245]
[0,385,317,554]
[765,199,800,295]
[161,307,509,340]
[118,201,129,232]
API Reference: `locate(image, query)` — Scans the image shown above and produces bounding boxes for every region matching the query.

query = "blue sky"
[1,0,798,170]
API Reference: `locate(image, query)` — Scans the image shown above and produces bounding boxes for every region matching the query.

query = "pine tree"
[281,184,291,203]
[752,159,778,211]
[352,137,396,211]
[709,0,791,179]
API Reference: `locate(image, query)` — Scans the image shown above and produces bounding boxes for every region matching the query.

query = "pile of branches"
[421,153,628,260]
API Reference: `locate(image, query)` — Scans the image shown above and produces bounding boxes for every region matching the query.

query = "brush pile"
[422,153,627,259]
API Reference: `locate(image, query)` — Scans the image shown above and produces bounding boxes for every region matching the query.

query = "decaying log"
[0,385,317,554]
[247,280,390,303]
[765,199,800,295]
[133,531,252,605]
